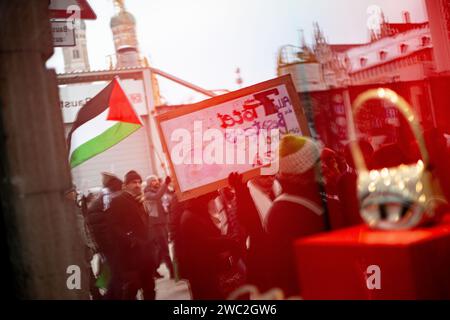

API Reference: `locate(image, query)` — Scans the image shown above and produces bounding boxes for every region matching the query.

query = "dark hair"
[124,170,142,184]
[106,177,123,192]
[189,191,219,215]
[278,167,317,194]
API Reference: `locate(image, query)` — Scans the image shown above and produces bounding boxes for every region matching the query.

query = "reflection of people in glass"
[338,139,374,227]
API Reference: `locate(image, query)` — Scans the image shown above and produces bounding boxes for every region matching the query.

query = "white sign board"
[59,79,148,123]
[156,75,310,201]
[51,21,75,47]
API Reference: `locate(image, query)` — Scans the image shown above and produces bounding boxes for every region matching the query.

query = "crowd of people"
[70,129,450,300]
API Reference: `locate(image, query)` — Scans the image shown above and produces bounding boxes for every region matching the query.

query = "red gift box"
[294,215,450,300]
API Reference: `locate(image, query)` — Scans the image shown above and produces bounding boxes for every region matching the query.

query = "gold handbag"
[348,88,447,230]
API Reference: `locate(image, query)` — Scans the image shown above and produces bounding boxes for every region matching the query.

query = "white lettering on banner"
[170,123,279,167]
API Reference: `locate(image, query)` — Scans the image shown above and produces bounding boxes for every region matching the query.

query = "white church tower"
[62,19,90,73]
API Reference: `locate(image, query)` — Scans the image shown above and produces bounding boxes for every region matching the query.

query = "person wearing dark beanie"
[124,170,142,186]
[101,172,123,194]
[106,170,157,300]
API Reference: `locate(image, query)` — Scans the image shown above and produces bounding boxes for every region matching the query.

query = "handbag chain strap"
[347,88,430,171]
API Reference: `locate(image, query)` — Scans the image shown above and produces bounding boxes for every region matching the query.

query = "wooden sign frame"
[155,75,311,201]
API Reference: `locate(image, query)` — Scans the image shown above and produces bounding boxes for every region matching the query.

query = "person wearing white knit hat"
[264,134,327,297]
[277,134,321,178]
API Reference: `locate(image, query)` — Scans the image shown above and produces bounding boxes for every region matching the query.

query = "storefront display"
[348,88,447,230]
[295,214,450,300]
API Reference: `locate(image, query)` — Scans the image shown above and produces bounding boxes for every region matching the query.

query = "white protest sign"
[156,75,310,201]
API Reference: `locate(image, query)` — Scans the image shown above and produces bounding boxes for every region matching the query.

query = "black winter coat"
[108,191,157,271]
[178,207,240,300]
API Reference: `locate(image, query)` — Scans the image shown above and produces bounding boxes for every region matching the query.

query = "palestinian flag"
[67,77,143,168]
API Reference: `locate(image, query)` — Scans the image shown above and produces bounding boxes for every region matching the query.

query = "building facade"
[62,19,90,73]
[279,6,450,153]
[60,0,165,192]
[277,9,435,90]
[345,20,433,85]
[110,0,141,68]
[425,0,450,73]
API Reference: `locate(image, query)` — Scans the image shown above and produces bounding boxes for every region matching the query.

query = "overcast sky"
[47,0,427,104]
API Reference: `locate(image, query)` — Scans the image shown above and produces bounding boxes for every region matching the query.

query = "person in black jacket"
[85,173,122,298]
[228,172,272,293]
[177,192,242,300]
[107,170,157,300]
[87,173,122,257]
